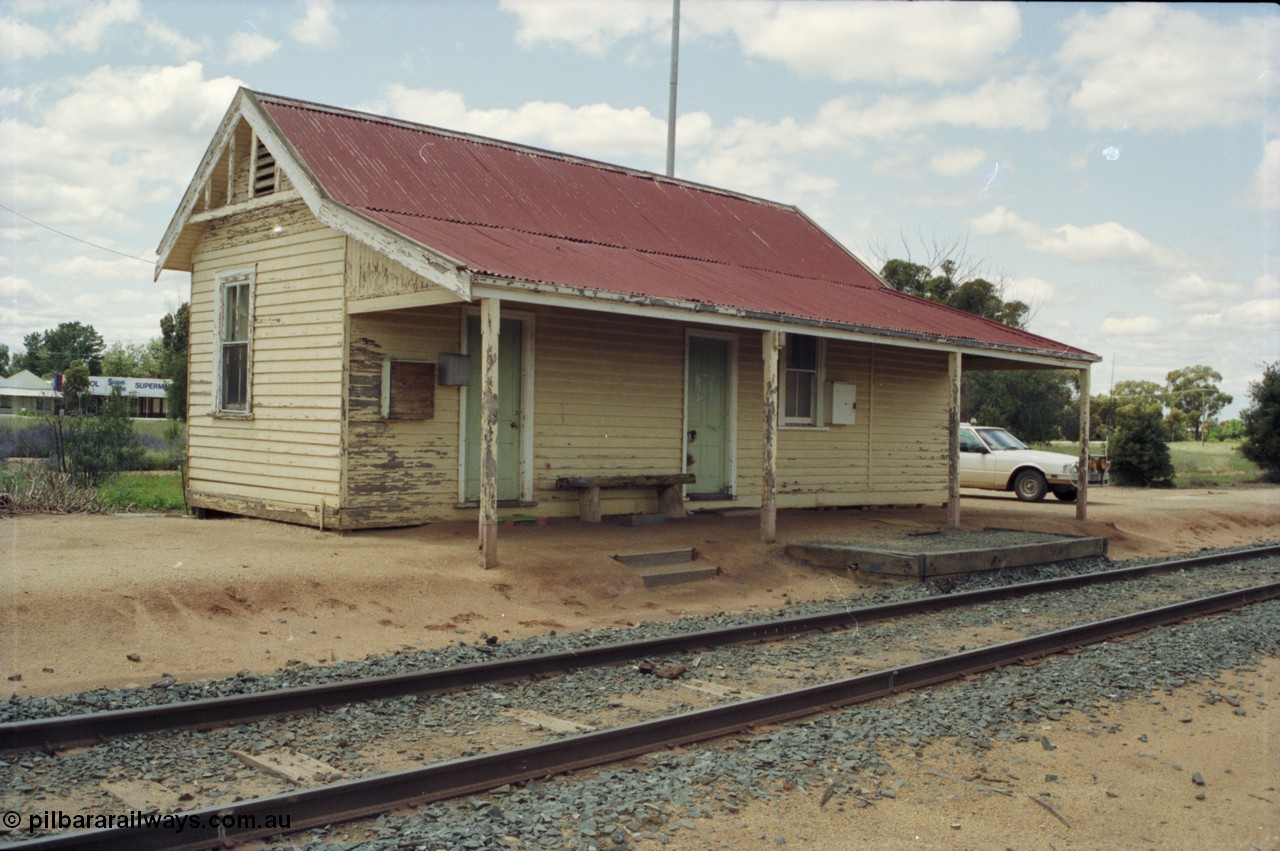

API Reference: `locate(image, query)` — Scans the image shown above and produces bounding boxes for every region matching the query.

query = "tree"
[1239,361,1280,482]
[160,303,189,422]
[101,340,165,377]
[963,370,1073,442]
[0,343,9,376]
[1165,365,1232,442]
[878,250,1074,440]
[13,322,106,376]
[1093,379,1165,440]
[60,360,91,413]
[1109,407,1175,486]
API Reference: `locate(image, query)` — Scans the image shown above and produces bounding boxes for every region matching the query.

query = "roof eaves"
[473,274,1100,367]
[154,87,258,279]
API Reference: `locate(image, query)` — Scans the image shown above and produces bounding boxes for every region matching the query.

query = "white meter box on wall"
[828,381,856,425]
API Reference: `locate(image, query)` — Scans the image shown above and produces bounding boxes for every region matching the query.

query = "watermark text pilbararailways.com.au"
[6,809,292,835]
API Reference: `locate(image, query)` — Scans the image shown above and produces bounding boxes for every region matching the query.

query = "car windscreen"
[976,428,1027,450]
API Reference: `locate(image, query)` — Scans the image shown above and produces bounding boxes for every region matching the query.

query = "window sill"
[780,424,829,431]
[213,411,254,420]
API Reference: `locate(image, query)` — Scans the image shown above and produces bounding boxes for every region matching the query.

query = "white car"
[959,423,1102,502]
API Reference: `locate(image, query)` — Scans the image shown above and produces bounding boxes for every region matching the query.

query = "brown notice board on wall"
[381,359,435,419]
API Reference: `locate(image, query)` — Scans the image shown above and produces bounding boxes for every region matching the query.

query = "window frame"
[214,267,255,416]
[781,332,824,427]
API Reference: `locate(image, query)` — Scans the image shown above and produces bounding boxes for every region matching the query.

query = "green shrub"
[1109,407,1175,486]
[60,389,144,485]
[1240,361,1280,482]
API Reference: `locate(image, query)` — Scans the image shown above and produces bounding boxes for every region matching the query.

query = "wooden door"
[686,336,730,496]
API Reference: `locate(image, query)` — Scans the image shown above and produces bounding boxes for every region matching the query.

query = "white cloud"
[501,0,1022,84]
[5,62,241,233]
[374,84,711,163]
[227,30,280,64]
[1252,274,1280,299]
[291,0,340,48]
[1241,139,1279,211]
[0,14,54,60]
[817,77,1051,140]
[711,0,1021,85]
[144,19,200,59]
[1158,271,1244,306]
[60,0,140,52]
[1101,315,1163,336]
[929,147,987,177]
[1003,275,1059,308]
[1186,298,1280,333]
[1057,5,1280,131]
[501,0,669,56]
[969,206,1181,268]
[41,255,155,282]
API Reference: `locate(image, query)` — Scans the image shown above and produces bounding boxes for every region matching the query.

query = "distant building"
[0,371,169,418]
[84,376,170,418]
[0,370,59,415]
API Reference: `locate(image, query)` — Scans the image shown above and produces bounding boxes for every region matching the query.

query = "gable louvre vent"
[253,140,277,197]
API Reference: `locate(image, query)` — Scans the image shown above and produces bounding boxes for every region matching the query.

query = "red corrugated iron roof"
[256,92,1094,360]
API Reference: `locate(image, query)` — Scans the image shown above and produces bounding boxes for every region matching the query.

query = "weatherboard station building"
[157,89,1100,567]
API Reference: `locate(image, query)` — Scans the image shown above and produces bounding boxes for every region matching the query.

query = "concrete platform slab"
[785,535,1108,581]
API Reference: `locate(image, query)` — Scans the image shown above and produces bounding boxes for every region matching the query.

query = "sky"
[1,0,1277,417]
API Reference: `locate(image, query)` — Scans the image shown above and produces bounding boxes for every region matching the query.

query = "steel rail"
[3,543,1276,755]
[10,580,1278,850]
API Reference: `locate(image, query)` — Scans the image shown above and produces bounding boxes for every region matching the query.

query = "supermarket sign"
[87,376,170,398]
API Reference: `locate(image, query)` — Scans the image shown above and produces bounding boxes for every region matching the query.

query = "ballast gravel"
[0,541,1276,850]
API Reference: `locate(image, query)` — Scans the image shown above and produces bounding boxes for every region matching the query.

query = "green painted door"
[465,316,523,502]
[687,336,730,496]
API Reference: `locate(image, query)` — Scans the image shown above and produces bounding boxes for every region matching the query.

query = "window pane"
[225,284,249,342]
[793,372,813,419]
[222,343,247,410]
[787,335,817,370]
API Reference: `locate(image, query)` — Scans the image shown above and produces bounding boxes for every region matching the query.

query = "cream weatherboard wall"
[186,197,347,525]
[342,305,463,527]
[182,194,946,528]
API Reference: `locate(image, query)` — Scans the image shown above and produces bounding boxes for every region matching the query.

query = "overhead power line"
[0,201,154,264]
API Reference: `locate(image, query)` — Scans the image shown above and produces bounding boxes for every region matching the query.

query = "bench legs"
[579,486,602,523]
[658,484,686,519]
[576,485,685,522]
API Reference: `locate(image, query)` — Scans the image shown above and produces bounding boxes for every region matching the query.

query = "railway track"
[4,544,1277,755]
[2,545,1277,849]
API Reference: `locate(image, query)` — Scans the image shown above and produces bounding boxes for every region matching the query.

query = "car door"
[958,427,999,488]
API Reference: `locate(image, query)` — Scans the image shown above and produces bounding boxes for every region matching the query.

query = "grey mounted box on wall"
[438,352,471,386]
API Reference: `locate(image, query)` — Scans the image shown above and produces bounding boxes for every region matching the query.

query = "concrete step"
[631,562,720,588]
[613,548,696,568]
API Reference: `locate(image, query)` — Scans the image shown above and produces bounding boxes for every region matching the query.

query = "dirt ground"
[2,485,1277,848]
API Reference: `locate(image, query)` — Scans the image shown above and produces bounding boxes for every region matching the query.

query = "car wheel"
[1052,487,1078,502]
[1013,469,1048,502]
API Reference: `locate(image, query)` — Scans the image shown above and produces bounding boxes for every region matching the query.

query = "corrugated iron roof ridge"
[251,90,803,213]
[357,203,880,290]
[873,286,1094,356]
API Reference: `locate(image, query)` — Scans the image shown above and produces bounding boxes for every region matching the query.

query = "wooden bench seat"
[554,473,695,523]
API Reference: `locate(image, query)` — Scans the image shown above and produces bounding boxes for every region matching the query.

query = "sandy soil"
[2,485,1277,848]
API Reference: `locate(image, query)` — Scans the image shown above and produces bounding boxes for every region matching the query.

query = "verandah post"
[479,297,501,568]
[761,329,780,543]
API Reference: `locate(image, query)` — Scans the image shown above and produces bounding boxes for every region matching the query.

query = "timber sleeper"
[554,474,696,523]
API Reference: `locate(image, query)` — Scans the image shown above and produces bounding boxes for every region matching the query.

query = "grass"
[1038,437,1263,487]
[98,471,185,512]
[1166,439,1262,486]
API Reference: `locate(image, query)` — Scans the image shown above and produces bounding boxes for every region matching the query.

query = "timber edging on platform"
[785,536,1109,580]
